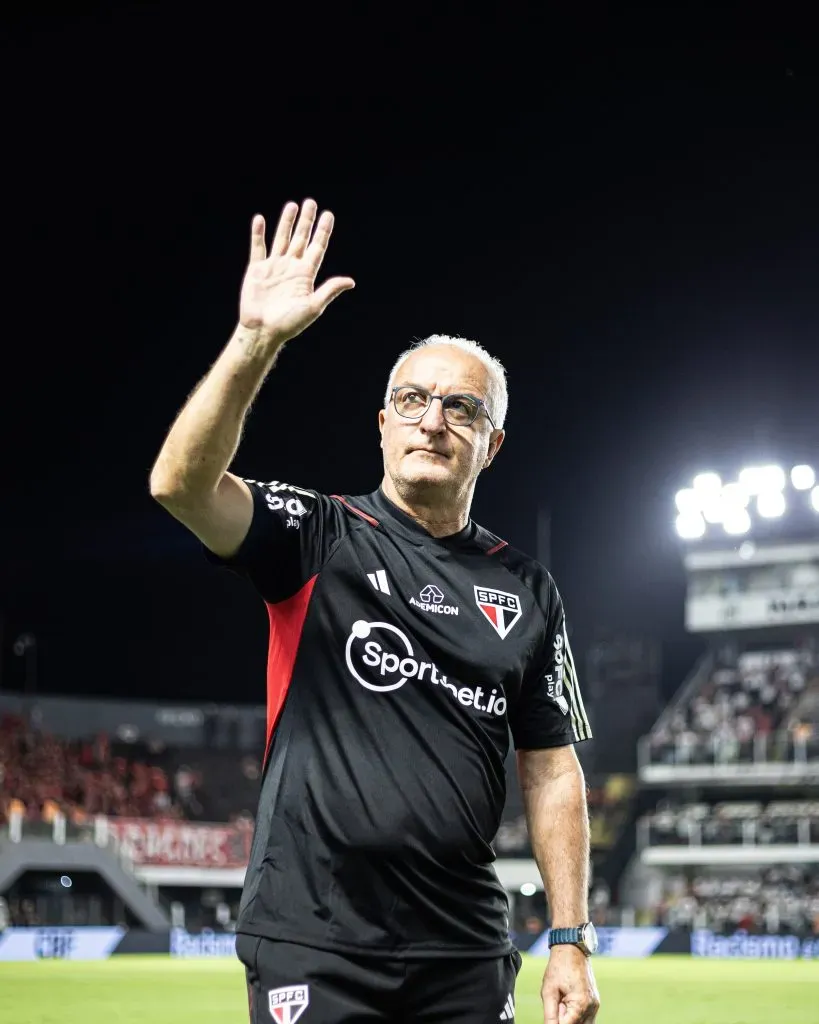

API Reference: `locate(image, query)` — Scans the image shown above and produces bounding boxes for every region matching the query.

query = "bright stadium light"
[701,496,725,524]
[811,486,819,513]
[791,465,816,491]
[757,491,786,519]
[676,512,706,539]
[723,507,751,535]
[675,488,701,514]
[721,482,750,509]
[519,882,537,896]
[693,472,722,496]
[739,465,786,494]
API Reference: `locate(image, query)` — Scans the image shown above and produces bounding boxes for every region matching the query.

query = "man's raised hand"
[239,199,355,344]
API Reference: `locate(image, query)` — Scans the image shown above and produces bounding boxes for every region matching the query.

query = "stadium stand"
[652,866,819,936]
[645,644,819,766]
[641,799,819,847]
[626,619,819,943]
[0,713,183,827]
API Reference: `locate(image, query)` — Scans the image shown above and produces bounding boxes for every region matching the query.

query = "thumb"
[312,276,356,315]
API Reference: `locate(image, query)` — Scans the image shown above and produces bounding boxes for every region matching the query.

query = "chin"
[403,463,452,485]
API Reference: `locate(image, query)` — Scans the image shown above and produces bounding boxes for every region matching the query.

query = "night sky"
[1,10,817,709]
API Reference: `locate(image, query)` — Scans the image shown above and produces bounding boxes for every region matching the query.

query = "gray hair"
[384,335,508,429]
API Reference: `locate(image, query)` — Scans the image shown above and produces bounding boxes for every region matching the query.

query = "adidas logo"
[499,994,515,1020]
[367,569,390,595]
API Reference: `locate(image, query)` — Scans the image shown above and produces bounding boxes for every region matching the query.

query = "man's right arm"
[148,199,354,558]
[149,325,281,558]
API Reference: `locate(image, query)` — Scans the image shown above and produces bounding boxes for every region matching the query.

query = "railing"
[638,730,819,770]
[0,812,253,870]
[638,815,819,850]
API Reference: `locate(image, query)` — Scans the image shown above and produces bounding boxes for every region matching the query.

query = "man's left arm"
[518,745,599,1024]
[509,576,598,1024]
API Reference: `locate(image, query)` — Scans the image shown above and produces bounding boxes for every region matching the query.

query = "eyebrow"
[399,382,484,400]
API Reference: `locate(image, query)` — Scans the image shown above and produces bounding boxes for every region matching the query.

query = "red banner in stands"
[106,819,252,868]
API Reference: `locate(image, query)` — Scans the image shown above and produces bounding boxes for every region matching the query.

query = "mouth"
[408,448,450,459]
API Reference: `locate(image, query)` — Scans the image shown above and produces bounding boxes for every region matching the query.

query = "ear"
[378,408,385,448]
[482,429,505,469]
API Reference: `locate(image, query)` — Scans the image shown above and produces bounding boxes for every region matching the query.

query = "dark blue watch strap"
[549,926,582,946]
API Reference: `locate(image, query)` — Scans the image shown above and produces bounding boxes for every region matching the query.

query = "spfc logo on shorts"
[474,586,522,639]
[268,984,310,1024]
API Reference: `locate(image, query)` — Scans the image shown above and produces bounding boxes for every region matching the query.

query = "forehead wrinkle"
[397,377,488,401]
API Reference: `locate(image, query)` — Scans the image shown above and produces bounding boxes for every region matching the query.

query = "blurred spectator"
[652,866,819,937]
[648,646,819,765]
[0,713,182,827]
[642,798,819,847]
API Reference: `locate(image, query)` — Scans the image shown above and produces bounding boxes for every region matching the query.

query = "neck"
[380,475,472,538]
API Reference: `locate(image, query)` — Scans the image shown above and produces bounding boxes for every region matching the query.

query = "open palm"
[239,199,355,342]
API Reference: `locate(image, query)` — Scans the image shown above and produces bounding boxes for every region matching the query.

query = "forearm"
[150,325,283,501]
[522,761,590,926]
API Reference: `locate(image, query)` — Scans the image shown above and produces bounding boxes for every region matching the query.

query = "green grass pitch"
[0,953,817,1024]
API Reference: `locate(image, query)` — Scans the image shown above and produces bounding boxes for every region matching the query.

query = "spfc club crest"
[474,586,522,639]
[268,985,310,1024]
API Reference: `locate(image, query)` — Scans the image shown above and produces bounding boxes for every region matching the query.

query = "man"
[150,199,601,1024]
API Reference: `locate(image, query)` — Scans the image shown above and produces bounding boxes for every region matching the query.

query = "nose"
[418,398,447,434]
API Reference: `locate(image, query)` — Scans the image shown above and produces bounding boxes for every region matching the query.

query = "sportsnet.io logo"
[345,620,507,716]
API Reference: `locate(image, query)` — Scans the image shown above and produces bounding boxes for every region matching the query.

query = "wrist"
[548,943,587,957]
[231,324,287,363]
[548,921,598,957]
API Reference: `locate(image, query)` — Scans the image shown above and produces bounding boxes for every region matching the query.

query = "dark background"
[1,7,817,710]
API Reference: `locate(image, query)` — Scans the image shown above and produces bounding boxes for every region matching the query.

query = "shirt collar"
[369,487,476,549]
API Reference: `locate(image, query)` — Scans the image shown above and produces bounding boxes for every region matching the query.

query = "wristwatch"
[548,922,599,956]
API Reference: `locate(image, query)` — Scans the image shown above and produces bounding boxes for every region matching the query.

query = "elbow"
[149,465,186,507]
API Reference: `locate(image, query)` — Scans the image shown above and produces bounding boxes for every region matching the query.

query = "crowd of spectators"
[652,867,819,937]
[647,646,819,765]
[0,714,196,828]
[642,799,819,847]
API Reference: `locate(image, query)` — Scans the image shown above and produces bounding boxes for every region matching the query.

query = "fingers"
[553,997,599,1024]
[271,201,299,256]
[249,215,267,262]
[265,199,335,263]
[288,198,318,257]
[543,988,560,1024]
[305,210,335,271]
[312,275,355,315]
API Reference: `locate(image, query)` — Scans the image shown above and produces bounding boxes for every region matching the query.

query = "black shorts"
[236,935,523,1024]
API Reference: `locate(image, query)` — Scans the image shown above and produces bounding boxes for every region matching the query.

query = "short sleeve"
[510,583,593,749]
[205,479,346,603]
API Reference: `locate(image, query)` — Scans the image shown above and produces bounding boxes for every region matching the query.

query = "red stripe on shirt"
[263,574,318,763]
[331,495,379,527]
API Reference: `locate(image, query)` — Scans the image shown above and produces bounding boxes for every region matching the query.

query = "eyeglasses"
[391,385,496,428]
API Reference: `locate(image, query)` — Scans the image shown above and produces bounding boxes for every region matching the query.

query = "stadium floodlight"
[757,491,786,519]
[738,464,786,494]
[721,482,750,509]
[722,507,751,535]
[791,465,816,491]
[693,472,722,495]
[676,461,817,541]
[674,488,701,514]
[700,496,725,524]
[676,511,706,539]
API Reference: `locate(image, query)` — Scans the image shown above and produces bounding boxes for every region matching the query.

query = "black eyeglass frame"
[390,385,497,429]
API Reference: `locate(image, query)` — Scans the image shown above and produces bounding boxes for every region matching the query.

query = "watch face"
[581,922,599,954]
